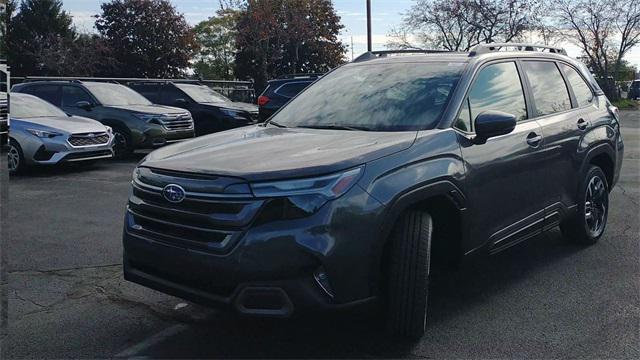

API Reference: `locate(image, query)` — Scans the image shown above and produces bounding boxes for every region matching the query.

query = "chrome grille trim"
[133,177,254,200]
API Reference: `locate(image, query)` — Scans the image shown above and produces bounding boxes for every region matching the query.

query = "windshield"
[84,82,152,106]
[11,94,68,118]
[271,62,464,131]
[175,84,230,103]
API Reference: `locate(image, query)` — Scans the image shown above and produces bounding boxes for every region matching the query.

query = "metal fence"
[11,76,256,103]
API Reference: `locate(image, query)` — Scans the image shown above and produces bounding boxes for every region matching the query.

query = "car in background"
[257,74,321,121]
[12,81,194,158]
[128,82,258,136]
[1,92,7,147]
[628,80,640,100]
[8,93,114,173]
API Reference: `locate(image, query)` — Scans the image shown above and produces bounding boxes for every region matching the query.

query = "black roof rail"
[469,43,568,56]
[353,49,455,63]
[279,73,324,79]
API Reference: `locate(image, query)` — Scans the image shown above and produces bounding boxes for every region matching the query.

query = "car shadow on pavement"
[131,229,587,359]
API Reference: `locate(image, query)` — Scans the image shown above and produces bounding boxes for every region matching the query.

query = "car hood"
[142,125,417,181]
[11,115,107,134]
[107,104,188,115]
[202,101,258,113]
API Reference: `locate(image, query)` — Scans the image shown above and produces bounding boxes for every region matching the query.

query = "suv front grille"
[128,171,263,254]
[68,133,110,147]
[161,114,194,131]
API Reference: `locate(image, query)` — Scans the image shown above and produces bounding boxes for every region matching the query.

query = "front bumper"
[23,133,114,166]
[122,182,385,317]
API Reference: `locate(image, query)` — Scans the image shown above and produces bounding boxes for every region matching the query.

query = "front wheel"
[111,127,133,159]
[8,139,25,174]
[560,166,609,244]
[386,210,433,339]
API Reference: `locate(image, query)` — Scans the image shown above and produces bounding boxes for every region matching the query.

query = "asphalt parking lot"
[3,110,639,359]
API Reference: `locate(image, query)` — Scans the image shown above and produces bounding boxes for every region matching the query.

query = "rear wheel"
[560,166,609,244]
[111,126,133,159]
[8,139,25,174]
[386,210,432,339]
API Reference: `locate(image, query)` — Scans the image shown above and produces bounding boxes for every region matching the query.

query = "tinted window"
[276,82,312,98]
[560,64,593,107]
[272,62,464,132]
[83,82,152,106]
[466,62,527,125]
[11,93,68,118]
[160,86,187,104]
[62,86,94,107]
[25,85,61,106]
[131,84,161,103]
[454,98,472,132]
[523,61,571,116]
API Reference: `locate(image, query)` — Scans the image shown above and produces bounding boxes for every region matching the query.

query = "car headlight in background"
[27,129,63,138]
[251,167,363,214]
[105,126,113,134]
[219,108,244,118]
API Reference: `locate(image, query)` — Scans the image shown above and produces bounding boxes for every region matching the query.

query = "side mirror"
[473,110,516,144]
[174,98,188,106]
[75,101,93,111]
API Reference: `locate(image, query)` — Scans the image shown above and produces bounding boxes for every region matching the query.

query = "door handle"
[526,132,542,147]
[577,118,589,130]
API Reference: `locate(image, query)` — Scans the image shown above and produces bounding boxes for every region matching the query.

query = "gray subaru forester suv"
[123,44,623,338]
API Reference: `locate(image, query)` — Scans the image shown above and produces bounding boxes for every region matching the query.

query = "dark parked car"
[12,81,194,157]
[129,82,259,136]
[123,44,623,338]
[257,74,321,121]
[628,79,640,100]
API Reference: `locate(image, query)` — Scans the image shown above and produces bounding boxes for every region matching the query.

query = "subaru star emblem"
[162,184,186,203]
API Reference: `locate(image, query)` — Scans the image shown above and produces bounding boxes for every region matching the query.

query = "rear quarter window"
[559,63,594,107]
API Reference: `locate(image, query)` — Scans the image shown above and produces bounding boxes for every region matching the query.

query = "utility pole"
[366,0,372,52]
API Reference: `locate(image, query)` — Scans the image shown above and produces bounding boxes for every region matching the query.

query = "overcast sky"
[63,0,640,68]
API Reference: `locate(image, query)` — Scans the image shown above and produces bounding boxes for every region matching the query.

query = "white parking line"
[115,324,188,358]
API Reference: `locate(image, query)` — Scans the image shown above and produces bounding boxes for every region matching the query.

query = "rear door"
[520,60,593,228]
[456,61,547,253]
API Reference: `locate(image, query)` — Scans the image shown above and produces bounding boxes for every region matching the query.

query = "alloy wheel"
[8,144,20,172]
[585,175,607,237]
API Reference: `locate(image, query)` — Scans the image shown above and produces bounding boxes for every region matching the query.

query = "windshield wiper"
[295,124,372,131]
[268,120,287,128]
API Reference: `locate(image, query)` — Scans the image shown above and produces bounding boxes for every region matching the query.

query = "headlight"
[105,126,113,133]
[251,167,364,216]
[219,108,243,118]
[134,113,165,124]
[251,167,363,199]
[27,129,63,138]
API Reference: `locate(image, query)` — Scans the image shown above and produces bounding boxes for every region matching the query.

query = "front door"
[455,61,547,253]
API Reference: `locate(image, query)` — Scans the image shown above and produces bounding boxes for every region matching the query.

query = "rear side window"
[24,85,61,106]
[456,62,527,131]
[559,64,593,107]
[161,86,188,104]
[62,86,94,107]
[275,82,311,98]
[522,61,571,116]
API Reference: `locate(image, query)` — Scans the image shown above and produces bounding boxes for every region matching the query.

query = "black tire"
[8,139,25,174]
[560,166,609,244]
[111,126,134,159]
[386,210,433,339]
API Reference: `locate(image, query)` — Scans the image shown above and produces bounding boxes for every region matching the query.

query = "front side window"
[461,62,528,129]
[523,61,571,116]
[559,64,593,107]
[11,94,68,118]
[62,86,94,107]
[83,82,152,106]
[272,62,464,132]
[26,85,61,106]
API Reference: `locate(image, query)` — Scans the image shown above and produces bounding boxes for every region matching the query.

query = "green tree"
[7,0,76,76]
[234,0,346,92]
[95,0,199,77]
[192,9,239,80]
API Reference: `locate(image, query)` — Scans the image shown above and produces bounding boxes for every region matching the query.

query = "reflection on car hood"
[107,104,188,115]
[202,101,258,113]
[11,115,108,134]
[142,125,417,181]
